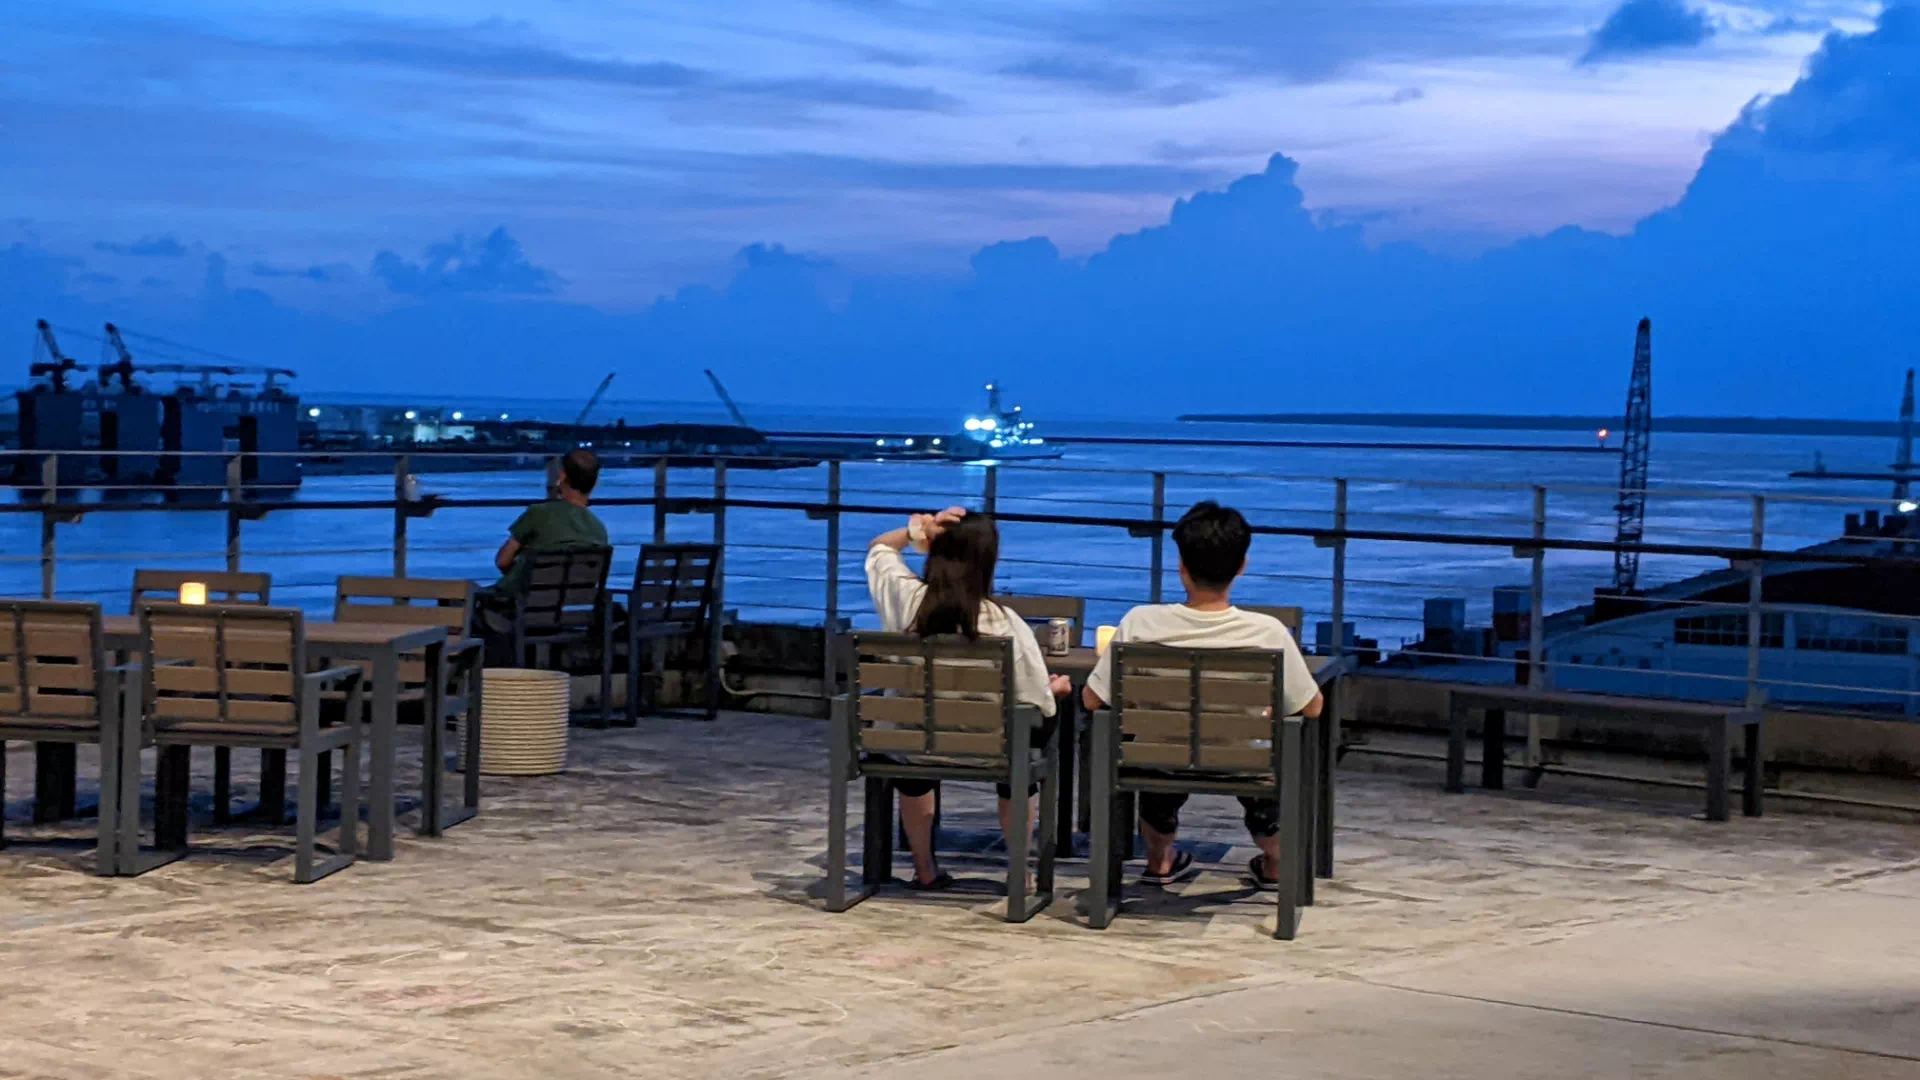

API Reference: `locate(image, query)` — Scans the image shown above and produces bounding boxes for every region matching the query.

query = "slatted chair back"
[992,593,1086,645]
[141,603,305,739]
[334,576,474,686]
[1242,604,1305,643]
[632,543,719,629]
[0,600,107,729]
[520,547,613,637]
[848,632,1015,762]
[1110,643,1288,772]
[131,569,271,610]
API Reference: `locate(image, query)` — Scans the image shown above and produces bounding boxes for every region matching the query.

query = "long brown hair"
[910,513,998,639]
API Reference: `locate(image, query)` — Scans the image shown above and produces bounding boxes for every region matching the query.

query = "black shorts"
[1137,792,1280,839]
[882,715,1058,800]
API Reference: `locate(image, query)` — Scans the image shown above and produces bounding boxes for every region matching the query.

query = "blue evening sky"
[2,1,1914,416]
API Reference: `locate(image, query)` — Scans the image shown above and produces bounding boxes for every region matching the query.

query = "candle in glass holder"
[1095,624,1117,654]
[178,581,208,605]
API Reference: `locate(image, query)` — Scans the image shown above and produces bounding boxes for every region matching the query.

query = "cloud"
[1579,0,1716,65]
[248,260,346,283]
[1388,86,1426,104]
[73,271,118,287]
[92,234,188,258]
[999,55,1146,92]
[1761,15,1832,36]
[370,227,563,297]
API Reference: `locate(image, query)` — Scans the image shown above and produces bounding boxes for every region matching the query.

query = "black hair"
[910,513,999,639]
[560,449,601,497]
[1173,500,1250,590]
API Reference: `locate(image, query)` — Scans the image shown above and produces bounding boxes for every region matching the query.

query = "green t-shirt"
[497,499,609,593]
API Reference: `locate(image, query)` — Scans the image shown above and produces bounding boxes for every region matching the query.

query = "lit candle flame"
[178,582,208,605]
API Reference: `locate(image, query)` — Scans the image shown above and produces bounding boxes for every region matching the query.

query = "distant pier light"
[404,410,417,421]
[1596,427,1610,447]
[452,411,463,420]
[308,407,321,418]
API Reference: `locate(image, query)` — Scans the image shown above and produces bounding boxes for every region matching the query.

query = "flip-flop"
[1245,855,1280,892]
[1138,850,1197,886]
[905,870,954,892]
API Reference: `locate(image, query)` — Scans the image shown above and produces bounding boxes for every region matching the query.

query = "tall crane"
[1611,318,1653,593]
[704,369,752,428]
[99,321,139,390]
[575,373,616,425]
[30,319,84,391]
[1892,369,1915,503]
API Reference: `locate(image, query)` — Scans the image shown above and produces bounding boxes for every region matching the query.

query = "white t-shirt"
[1086,604,1319,717]
[864,545,1057,717]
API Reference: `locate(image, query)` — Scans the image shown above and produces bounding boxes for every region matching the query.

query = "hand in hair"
[909,506,970,552]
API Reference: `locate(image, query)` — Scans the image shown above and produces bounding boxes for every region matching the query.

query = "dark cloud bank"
[5,6,1916,417]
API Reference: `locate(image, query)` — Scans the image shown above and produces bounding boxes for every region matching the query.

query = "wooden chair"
[120,604,365,883]
[0,600,124,874]
[130,569,271,608]
[1242,605,1306,643]
[993,593,1087,648]
[826,632,1059,922]
[624,543,721,725]
[331,576,482,834]
[509,547,613,727]
[131,568,272,826]
[1086,644,1308,940]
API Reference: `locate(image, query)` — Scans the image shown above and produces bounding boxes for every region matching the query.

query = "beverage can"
[1045,617,1073,656]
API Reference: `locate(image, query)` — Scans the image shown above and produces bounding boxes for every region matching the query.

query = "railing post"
[1330,479,1348,658]
[1526,486,1549,770]
[225,454,243,574]
[1148,472,1167,604]
[1747,495,1765,707]
[823,461,842,702]
[39,456,57,599]
[653,459,669,543]
[393,454,410,577]
[711,459,728,711]
[982,463,998,517]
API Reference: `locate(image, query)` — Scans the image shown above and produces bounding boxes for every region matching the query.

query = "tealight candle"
[1095,624,1117,654]
[178,581,208,605]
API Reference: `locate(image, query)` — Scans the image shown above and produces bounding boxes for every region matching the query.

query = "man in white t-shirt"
[1083,500,1322,890]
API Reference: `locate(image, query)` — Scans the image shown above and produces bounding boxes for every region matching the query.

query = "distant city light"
[1031,438,1045,445]
[904,438,914,446]
[1597,428,1610,439]
[307,407,320,418]
[404,410,417,420]
[500,413,509,420]
[931,438,941,445]
[451,411,463,421]
[875,439,885,447]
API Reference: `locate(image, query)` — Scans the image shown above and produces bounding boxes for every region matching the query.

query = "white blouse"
[864,544,1057,717]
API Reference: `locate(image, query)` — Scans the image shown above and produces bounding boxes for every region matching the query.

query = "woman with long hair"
[865,506,1070,890]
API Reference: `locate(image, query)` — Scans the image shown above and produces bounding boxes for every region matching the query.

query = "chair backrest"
[992,593,1086,645]
[848,632,1015,763]
[142,603,305,737]
[1110,643,1288,772]
[335,576,475,686]
[632,543,720,628]
[519,546,613,636]
[0,600,107,728]
[132,569,271,611]
[1242,604,1305,642]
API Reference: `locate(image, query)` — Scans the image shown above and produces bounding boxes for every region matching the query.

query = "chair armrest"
[1013,705,1048,730]
[447,637,484,659]
[304,666,365,691]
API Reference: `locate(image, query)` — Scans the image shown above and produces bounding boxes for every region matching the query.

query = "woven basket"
[456,668,570,776]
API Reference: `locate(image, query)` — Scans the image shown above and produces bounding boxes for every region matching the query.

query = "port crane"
[575,373,616,425]
[704,370,752,428]
[1611,318,1653,593]
[31,320,86,391]
[98,322,298,392]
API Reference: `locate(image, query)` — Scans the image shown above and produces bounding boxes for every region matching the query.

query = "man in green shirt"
[478,449,609,665]
[493,448,610,593]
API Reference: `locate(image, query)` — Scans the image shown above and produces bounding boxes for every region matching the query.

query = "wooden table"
[103,616,448,861]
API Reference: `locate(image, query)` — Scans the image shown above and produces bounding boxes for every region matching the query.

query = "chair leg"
[463,669,484,814]
[826,709,871,912]
[1086,715,1118,928]
[95,723,118,876]
[625,622,642,726]
[1036,740,1059,901]
[212,746,232,825]
[295,743,319,883]
[0,740,8,851]
[705,630,721,722]
[1299,714,1318,907]
[1274,718,1304,941]
[261,749,288,826]
[339,727,362,860]
[861,777,893,887]
[1006,739,1032,924]
[154,746,191,853]
[598,616,614,729]
[1743,719,1764,818]
[316,750,333,814]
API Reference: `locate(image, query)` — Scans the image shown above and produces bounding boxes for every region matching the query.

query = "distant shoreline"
[1178,413,1900,437]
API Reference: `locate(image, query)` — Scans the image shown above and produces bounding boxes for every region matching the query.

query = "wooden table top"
[102,615,448,650]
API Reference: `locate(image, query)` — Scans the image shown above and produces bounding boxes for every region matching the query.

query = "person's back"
[493,449,609,596]
[1087,603,1318,717]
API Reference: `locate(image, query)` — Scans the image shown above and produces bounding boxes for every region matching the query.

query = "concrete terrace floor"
[2,713,1918,1080]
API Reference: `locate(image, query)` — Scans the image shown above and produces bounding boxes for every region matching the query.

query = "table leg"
[1316,685,1338,880]
[1743,720,1764,818]
[1482,707,1507,791]
[33,743,77,823]
[1705,716,1730,822]
[367,651,399,860]
[419,640,447,837]
[1445,695,1466,793]
[1055,698,1077,855]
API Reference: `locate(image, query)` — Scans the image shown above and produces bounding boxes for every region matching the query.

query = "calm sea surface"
[0,406,1895,648]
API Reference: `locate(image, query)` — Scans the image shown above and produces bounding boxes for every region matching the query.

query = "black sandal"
[1138,850,1197,886]
[1246,855,1280,892]
[905,870,954,892]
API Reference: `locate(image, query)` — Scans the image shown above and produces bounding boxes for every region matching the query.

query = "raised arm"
[494,536,521,573]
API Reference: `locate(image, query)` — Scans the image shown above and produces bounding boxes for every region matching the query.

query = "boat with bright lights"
[947,382,1061,461]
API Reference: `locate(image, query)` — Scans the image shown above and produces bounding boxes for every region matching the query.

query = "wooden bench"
[1445,686,1763,821]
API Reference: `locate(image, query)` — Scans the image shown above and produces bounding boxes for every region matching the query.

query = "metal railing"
[5,448,1919,715]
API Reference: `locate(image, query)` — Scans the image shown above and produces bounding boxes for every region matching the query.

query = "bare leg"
[1253,832,1281,883]
[899,791,940,885]
[1141,817,1179,877]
